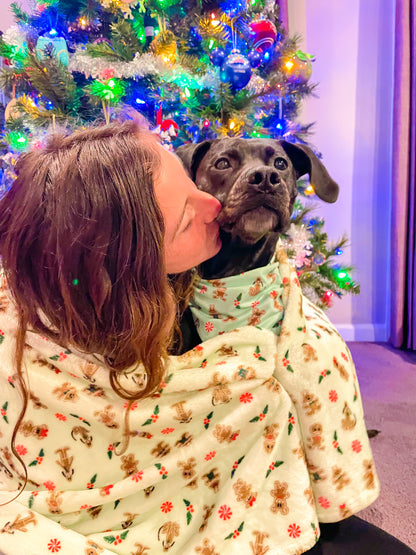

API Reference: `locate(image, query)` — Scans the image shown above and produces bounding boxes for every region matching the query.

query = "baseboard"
[336,324,389,342]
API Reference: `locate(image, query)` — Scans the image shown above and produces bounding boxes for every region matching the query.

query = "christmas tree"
[0,0,359,309]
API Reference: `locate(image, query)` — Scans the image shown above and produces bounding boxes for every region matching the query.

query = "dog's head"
[176,138,339,245]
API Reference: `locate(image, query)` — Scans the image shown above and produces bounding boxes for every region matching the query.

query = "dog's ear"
[175,141,215,181]
[280,141,339,203]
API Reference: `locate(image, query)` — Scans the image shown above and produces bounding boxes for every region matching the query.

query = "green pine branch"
[23,51,80,115]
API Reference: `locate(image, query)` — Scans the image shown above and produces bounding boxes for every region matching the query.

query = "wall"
[288,0,395,341]
[0,1,395,341]
[0,1,33,32]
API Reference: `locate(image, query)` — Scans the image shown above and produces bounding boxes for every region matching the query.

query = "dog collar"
[190,257,284,342]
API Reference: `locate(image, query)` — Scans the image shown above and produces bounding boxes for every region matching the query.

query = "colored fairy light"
[337,271,347,279]
[184,87,190,98]
[210,13,220,27]
[208,39,214,50]
[135,97,145,104]
[90,78,126,102]
[203,119,210,127]
[49,28,58,36]
[304,184,315,196]
[73,279,79,286]
[285,60,294,71]
[229,120,235,130]
[8,132,28,150]
[264,51,270,61]
[276,123,282,129]
[335,248,343,255]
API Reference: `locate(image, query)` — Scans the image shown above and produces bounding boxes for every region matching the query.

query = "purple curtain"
[278,0,289,32]
[390,0,416,349]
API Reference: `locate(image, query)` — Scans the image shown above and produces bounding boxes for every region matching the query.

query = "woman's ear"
[175,140,215,181]
[280,141,339,203]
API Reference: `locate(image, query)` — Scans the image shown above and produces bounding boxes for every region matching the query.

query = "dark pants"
[306,516,415,554]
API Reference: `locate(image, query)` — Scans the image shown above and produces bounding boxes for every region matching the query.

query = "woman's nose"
[201,191,222,221]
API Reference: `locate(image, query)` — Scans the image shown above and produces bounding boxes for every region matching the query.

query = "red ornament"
[100,68,115,81]
[249,19,278,52]
[160,119,179,133]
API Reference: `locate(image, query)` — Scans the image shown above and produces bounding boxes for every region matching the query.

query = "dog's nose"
[246,168,280,192]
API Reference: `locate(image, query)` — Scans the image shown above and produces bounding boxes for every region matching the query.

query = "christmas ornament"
[312,252,326,266]
[189,27,202,49]
[322,290,334,307]
[210,47,226,67]
[4,98,22,121]
[100,68,115,81]
[187,124,200,143]
[144,10,157,47]
[152,31,177,65]
[283,50,313,84]
[36,34,69,66]
[247,50,262,68]
[220,51,252,91]
[249,19,278,53]
[221,0,246,16]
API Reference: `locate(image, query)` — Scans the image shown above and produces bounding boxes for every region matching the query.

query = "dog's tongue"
[234,207,278,243]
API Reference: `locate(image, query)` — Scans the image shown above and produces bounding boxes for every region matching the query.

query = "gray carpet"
[349,342,416,551]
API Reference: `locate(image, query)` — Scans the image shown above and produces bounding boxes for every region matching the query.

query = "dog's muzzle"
[216,171,291,244]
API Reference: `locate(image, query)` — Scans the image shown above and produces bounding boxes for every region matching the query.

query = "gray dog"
[174,138,339,351]
[176,138,339,278]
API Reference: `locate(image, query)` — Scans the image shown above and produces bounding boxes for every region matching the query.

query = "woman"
[0,121,409,554]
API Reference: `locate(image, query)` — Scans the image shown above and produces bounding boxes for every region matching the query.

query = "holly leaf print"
[254,345,266,361]
[1,401,8,423]
[234,293,242,309]
[332,431,343,454]
[265,460,284,478]
[225,521,244,540]
[318,370,331,384]
[70,414,91,426]
[288,412,295,435]
[0,333,4,345]
[231,455,245,478]
[184,499,193,525]
[204,411,213,429]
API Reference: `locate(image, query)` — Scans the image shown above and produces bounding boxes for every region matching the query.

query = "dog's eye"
[215,158,231,170]
[274,157,288,170]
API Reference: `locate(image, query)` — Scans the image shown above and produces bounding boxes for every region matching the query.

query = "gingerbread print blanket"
[0,251,379,554]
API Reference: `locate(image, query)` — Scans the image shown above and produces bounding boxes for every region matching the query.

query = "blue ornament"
[36,35,69,66]
[221,0,246,16]
[210,48,226,67]
[220,51,252,91]
[187,125,200,143]
[313,252,326,265]
[247,50,262,68]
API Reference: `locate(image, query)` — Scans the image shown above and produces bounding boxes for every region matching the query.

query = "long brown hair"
[0,121,176,486]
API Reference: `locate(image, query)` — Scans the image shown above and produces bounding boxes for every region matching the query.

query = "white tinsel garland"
[2,25,27,49]
[69,49,221,90]
[281,223,313,268]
